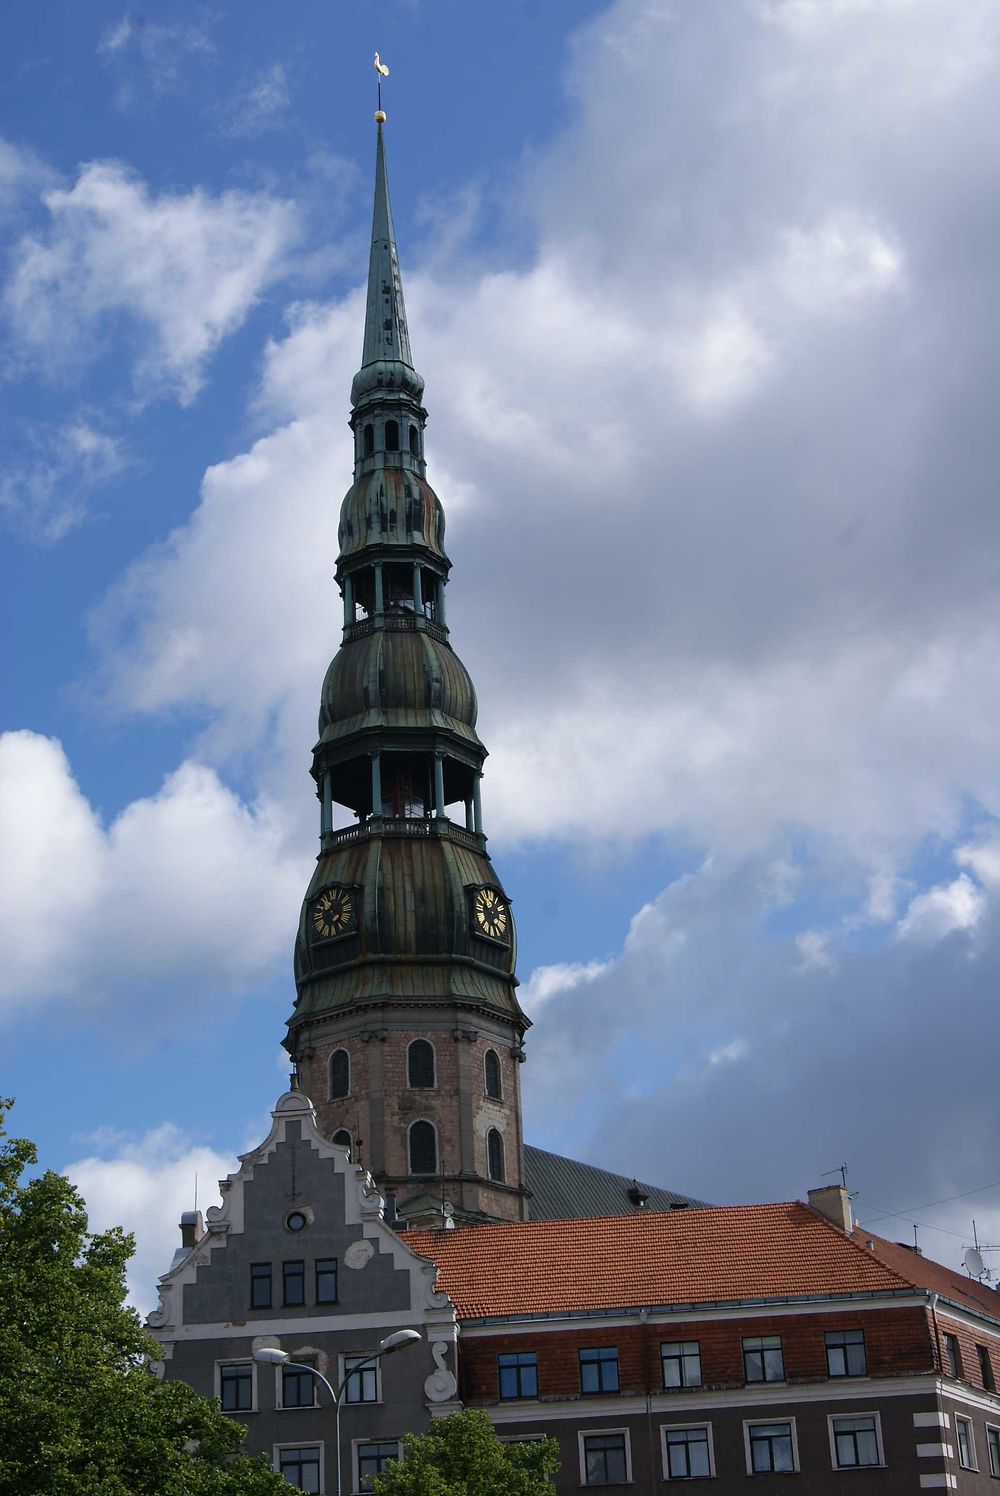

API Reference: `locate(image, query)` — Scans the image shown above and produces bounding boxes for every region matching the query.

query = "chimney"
[808,1184,852,1233]
[180,1209,205,1249]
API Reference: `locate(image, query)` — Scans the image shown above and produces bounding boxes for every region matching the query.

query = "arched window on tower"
[484,1049,502,1100]
[385,419,399,452]
[329,1049,350,1100]
[408,1039,435,1088]
[408,424,420,457]
[363,425,374,457]
[333,1128,352,1158]
[409,1120,437,1175]
[487,1128,505,1183]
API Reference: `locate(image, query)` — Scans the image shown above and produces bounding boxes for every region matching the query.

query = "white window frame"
[353,1436,401,1492]
[743,1417,799,1476]
[275,1356,320,1412]
[985,1422,1000,1478]
[578,1427,633,1486]
[406,1037,437,1089]
[340,1351,383,1405]
[661,1422,715,1480]
[329,1047,351,1100]
[956,1414,978,1471]
[274,1441,324,1493]
[483,1047,503,1100]
[827,1411,884,1470]
[215,1357,257,1413]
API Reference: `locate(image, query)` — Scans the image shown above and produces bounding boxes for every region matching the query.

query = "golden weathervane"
[374,51,389,122]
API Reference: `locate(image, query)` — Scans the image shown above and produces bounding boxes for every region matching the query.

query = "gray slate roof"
[523,1143,709,1221]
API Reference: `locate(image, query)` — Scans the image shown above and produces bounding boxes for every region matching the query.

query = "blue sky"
[6,0,1000,1307]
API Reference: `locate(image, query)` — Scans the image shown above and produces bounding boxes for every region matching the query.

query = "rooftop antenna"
[912,1221,919,1253]
[823,1163,850,1191]
[374,50,389,123]
[193,1171,198,1214]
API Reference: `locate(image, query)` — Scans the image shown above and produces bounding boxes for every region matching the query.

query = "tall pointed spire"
[361,123,413,371]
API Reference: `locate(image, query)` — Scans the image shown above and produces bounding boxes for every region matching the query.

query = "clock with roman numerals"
[311,885,356,940]
[472,885,510,944]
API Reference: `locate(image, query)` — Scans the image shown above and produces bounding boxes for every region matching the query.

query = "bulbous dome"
[338,468,447,562]
[351,358,425,405]
[318,628,479,742]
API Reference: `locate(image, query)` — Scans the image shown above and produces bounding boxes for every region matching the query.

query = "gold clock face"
[312,886,354,940]
[474,886,509,942]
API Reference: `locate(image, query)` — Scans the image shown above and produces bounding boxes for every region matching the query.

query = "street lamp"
[255,1329,421,1496]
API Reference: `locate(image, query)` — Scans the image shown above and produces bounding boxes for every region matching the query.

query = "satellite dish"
[965,1247,986,1279]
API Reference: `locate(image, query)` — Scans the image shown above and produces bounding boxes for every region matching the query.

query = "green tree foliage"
[0,1101,288,1496]
[372,1408,559,1496]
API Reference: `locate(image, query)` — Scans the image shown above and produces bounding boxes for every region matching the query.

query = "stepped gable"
[402,1201,910,1320]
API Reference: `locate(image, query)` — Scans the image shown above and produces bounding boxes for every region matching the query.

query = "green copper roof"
[352,123,424,407]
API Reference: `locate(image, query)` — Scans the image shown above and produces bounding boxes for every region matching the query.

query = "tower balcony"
[345,613,448,644]
[321,814,486,855]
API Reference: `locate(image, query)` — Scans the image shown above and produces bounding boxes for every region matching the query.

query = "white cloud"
[4,162,298,402]
[708,1037,749,1066]
[225,63,291,139]
[97,15,215,105]
[0,419,125,542]
[65,1125,235,1313]
[0,731,307,1021]
[795,930,837,972]
[520,959,611,1009]
[898,872,987,943]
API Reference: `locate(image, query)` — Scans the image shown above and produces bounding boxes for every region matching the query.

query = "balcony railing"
[322,816,484,853]
[345,615,448,644]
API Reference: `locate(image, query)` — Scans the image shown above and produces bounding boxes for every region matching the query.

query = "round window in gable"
[286,1210,308,1233]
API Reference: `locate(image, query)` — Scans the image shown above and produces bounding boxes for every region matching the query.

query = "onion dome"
[318,628,480,745]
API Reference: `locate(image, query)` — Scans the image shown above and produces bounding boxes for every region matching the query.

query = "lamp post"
[255,1329,421,1496]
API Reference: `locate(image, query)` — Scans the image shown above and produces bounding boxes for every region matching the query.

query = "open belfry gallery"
[148,105,1000,1496]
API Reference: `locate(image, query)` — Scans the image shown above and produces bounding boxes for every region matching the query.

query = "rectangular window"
[277,1446,320,1494]
[219,1363,253,1412]
[282,1260,305,1308]
[831,1415,880,1468]
[987,1424,1000,1477]
[957,1415,976,1470]
[743,1335,784,1383]
[945,1332,962,1378]
[498,1352,538,1400]
[582,1432,629,1485]
[825,1328,867,1377]
[663,1425,712,1480]
[357,1441,401,1490]
[580,1346,620,1394]
[747,1421,795,1474]
[250,1262,272,1309]
[282,1363,316,1409]
[661,1341,702,1389]
[344,1355,379,1404]
[979,1344,996,1391]
[316,1257,338,1305]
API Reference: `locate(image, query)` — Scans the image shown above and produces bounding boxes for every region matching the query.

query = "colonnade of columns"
[319,753,483,843]
[343,562,447,628]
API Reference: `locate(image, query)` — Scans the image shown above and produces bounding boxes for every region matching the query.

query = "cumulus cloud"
[4,162,298,402]
[0,731,308,1022]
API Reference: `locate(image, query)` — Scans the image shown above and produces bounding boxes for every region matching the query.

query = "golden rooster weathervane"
[374,51,389,122]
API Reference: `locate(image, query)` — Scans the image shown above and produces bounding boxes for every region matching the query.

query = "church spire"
[361,123,413,371]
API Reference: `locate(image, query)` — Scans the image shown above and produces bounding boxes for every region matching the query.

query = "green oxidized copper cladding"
[318,629,480,746]
[337,468,447,566]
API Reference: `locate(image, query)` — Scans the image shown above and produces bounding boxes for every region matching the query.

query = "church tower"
[286,117,530,1226]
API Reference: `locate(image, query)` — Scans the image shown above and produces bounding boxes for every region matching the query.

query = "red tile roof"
[853,1228,1000,1321]
[402,1203,909,1319]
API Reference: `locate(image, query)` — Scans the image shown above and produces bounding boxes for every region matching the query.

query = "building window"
[219,1362,253,1412]
[358,1441,401,1490]
[746,1421,796,1474]
[316,1257,337,1304]
[661,1341,702,1389]
[250,1262,272,1309]
[408,1119,437,1175]
[979,1344,996,1391]
[332,1128,352,1155]
[407,1039,435,1088]
[743,1335,784,1383]
[344,1355,379,1404]
[329,1048,350,1100]
[662,1425,713,1480]
[830,1415,881,1468]
[580,1346,620,1394]
[825,1327,867,1377]
[408,424,420,457]
[282,1363,316,1409]
[581,1431,629,1486]
[277,1446,321,1493]
[283,1260,305,1307]
[484,1049,502,1099]
[487,1128,505,1183]
[363,425,374,457]
[498,1352,538,1400]
[945,1333,963,1378]
[957,1415,976,1470]
[986,1424,1000,1477]
[385,419,400,452]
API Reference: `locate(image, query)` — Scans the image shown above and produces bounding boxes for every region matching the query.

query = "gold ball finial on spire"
[374,110,386,123]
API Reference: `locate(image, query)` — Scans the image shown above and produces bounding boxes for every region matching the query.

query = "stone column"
[370,751,382,817]
[434,753,445,819]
